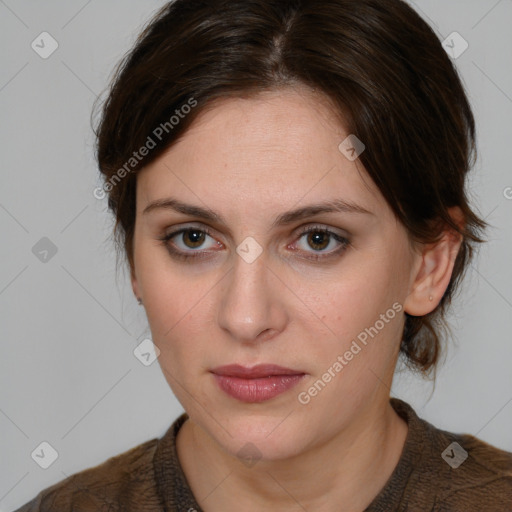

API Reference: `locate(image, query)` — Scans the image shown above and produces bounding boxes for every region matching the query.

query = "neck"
[176,398,408,512]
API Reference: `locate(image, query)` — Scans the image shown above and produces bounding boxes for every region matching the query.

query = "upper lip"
[211,364,305,379]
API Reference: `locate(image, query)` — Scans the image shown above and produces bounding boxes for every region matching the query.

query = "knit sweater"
[13,398,512,511]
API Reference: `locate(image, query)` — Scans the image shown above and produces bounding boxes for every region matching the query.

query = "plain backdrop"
[1,1,511,510]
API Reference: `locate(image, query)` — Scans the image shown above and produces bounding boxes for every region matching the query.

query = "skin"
[131,86,463,511]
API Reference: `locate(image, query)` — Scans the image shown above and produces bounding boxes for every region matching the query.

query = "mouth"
[210,364,306,403]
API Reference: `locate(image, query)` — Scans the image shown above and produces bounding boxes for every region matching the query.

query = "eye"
[158,224,350,262]
[292,225,350,260]
[159,226,222,261]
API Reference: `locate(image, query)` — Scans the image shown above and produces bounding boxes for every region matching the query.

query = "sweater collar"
[364,397,432,511]
[153,398,432,511]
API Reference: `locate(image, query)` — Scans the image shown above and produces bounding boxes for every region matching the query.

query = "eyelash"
[158,224,350,262]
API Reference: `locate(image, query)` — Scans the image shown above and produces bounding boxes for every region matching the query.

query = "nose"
[217,248,288,344]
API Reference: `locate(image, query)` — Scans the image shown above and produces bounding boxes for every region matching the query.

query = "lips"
[211,364,304,378]
[210,364,306,403]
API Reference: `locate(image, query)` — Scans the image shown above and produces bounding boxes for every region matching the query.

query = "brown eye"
[159,224,349,263]
[158,225,222,261]
[181,229,206,248]
[306,230,330,251]
[294,226,350,261]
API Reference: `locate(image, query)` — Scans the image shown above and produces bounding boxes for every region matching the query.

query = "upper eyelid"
[163,222,347,239]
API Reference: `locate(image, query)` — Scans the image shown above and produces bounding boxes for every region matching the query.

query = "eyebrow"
[142,197,374,227]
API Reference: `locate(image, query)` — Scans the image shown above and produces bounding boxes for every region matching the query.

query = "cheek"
[309,252,405,368]
[319,258,395,326]
[139,262,220,380]
[145,279,204,347]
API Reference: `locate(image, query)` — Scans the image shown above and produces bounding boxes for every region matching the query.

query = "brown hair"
[94,0,487,377]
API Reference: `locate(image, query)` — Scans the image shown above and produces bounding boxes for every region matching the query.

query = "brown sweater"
[13,398,512,511]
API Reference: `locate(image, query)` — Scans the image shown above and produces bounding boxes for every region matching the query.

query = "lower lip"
[212,373,305,403]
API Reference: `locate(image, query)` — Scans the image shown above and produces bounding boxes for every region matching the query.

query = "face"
[131,87,421,461]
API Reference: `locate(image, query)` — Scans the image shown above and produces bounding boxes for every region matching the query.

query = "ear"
[404,207,464,316]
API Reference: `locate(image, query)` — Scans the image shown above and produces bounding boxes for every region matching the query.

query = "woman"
[15,0,512,510]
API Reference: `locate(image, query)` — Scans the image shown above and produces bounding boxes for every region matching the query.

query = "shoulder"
[13,437,162,512]
[431,429,512,511]
[394,398,512,511]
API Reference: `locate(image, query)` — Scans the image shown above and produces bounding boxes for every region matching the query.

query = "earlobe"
[404,210,464,317]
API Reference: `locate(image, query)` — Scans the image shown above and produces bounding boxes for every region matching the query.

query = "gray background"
[1,1,511,510]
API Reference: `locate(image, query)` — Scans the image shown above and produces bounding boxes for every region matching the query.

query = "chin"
[203,409,310,462]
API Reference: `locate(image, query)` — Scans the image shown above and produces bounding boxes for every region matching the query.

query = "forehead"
[136,87,385,218]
